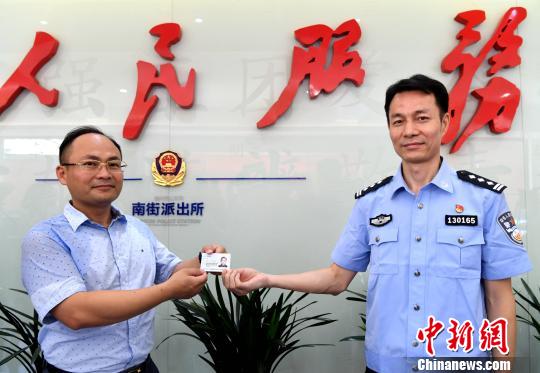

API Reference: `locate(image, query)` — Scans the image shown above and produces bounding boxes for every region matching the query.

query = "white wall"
[1,0,538,372]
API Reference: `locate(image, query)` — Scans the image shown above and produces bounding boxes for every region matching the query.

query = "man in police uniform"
[222,75,531,372]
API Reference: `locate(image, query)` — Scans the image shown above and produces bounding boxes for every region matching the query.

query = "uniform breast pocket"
[436,227,485,277]
[368,227,399,274]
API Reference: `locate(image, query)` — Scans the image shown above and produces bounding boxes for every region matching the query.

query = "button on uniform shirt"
[332,160,532,373]
[21,203,181,373]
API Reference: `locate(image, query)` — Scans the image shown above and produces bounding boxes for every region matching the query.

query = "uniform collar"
[390,157,454,198]
[64,202,125,231]
[430,159,454,193]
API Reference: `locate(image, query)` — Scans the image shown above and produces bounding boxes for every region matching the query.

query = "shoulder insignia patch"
[354,176,393,200]
[457,170,506,194]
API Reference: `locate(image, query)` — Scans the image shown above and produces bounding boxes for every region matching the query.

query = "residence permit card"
[200,253,231,272]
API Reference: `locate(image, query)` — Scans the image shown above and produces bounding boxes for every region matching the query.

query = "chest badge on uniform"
[370,214,392,227]
[497,211,523,245]
[445,215,478,226]
[455,204,464,213]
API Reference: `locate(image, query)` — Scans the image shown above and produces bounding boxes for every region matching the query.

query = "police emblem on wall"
[152,150,186,186]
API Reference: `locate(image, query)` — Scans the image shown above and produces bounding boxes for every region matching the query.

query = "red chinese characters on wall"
[257,19,365,129]
[441,7,526,153]
[123,23,196,140]
[0,11,528,153]
[0,32,59,115]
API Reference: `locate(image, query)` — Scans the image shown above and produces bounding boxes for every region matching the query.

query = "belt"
[121,357,148,373]
[43,355,151,373]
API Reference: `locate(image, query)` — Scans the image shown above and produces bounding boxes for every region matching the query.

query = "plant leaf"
[161,282,336,372]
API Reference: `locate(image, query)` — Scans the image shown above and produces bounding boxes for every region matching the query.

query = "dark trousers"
[43,355,159,373]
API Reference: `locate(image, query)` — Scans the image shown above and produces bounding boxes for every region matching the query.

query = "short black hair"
[59,126,122,163]
[384,74,449,123]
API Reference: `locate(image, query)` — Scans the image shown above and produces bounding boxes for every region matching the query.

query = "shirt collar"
[63,202,126,231]
[430,159,454,193]
[389,157,454,198]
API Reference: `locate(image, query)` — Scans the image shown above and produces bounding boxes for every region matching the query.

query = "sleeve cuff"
[31,277,86,324]
[158,257,182,283]
[331,251,368,273]
[481,257,533,280]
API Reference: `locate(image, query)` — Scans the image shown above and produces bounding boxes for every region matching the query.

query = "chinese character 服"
[257,19,364,128]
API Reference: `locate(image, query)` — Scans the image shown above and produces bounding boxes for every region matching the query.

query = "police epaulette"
[457,170,506,194]
[354,176,393,199]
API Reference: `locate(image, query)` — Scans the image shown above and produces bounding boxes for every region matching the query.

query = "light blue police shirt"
[332,160,532,373]
[21,203,181,373]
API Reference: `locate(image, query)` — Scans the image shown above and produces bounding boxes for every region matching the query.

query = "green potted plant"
[160,276,336,373]
[340,289,367,342]
[0,289,43,372]
[514,278,540,341]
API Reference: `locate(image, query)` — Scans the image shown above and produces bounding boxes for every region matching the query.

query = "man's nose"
[95,163,113,177]
[403,120,418,136]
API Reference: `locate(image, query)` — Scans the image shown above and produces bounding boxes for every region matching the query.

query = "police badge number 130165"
[445,215,478,226]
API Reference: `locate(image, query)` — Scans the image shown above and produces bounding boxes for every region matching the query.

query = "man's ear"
[56,165,67,186]
[441,112,450,137]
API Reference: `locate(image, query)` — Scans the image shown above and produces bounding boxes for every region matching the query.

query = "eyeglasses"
[61,160,127,173]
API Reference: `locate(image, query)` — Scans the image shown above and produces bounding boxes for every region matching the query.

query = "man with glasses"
[21,126,223,373]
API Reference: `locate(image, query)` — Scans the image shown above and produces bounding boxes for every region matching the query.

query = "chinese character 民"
[441,7,526,153]
[257,19,364,128]
[123,23,195,140]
